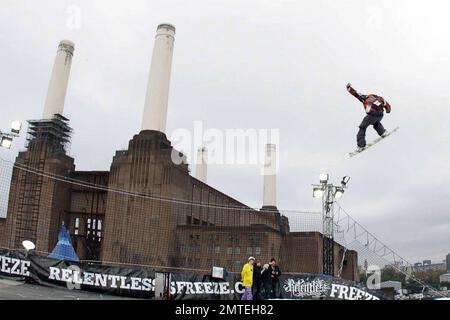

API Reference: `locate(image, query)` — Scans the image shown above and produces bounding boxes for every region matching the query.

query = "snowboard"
[348,126,399,158]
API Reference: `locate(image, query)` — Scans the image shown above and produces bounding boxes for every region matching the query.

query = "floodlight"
[11,121,22,134]
[1,136,13,149]
[313,187,324,198]
[212,266,225,279]
[22,240,35,251]
[334,187,345,199]
[319,173,329,184]
[341,176,350,186]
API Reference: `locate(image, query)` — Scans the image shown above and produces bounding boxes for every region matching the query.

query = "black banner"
[0,249,384,300]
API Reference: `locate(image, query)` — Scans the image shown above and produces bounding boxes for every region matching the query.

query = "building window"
[227,247,233,255]
[215,246,221,254]
[234,247,241,254]
[255,247,261,255]
[97,220,102,238]
[74,218,80,235]
[247,247,252,255]
[87,218,102,241]
[207,246,212,254]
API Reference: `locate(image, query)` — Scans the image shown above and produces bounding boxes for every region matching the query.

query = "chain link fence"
[0,153,446,298]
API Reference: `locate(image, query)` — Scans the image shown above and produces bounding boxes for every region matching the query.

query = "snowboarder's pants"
[241,286,253,300]
[357,114,386,147]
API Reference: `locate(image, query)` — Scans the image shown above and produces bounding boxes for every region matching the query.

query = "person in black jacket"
[268,258,282,299]
[252,261,263,300]
[261,263,272,299]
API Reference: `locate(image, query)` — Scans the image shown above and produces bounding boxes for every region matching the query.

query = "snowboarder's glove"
[346,83,352,92]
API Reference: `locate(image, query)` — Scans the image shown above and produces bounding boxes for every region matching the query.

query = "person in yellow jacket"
[241,256,255,300]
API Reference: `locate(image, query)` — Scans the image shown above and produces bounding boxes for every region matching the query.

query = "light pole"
[0,121,22,149]
[22,240,35,259]
[313,174,350,276]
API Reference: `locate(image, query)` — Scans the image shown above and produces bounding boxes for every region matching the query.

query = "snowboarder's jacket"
[241,263,253,287]
[348,86,391,116]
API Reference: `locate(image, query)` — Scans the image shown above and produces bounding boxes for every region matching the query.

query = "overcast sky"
[1,0,449,264]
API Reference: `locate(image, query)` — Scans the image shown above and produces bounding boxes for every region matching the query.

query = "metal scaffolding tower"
[313,174,350,276]
[26,113,72,154]
[322,184,335,276]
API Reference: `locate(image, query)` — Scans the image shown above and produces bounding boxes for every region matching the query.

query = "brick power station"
[0,24,358,281]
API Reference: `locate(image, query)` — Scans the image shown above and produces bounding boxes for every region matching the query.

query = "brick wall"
[0,218,6,247]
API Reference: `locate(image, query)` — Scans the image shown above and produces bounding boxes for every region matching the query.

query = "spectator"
[261,263,272,299]
[241,257,255,300]
[268,258,282,298]
[252,260,263,300]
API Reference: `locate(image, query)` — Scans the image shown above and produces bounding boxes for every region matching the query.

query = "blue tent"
[48,223,80,262]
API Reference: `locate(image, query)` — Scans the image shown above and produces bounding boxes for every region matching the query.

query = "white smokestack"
[196,147,208,183]
[42,40,75,119]
[141,23,176,132]
[263,144,277,208]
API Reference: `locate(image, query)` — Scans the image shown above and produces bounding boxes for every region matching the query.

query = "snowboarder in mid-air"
[346,83,391,151]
